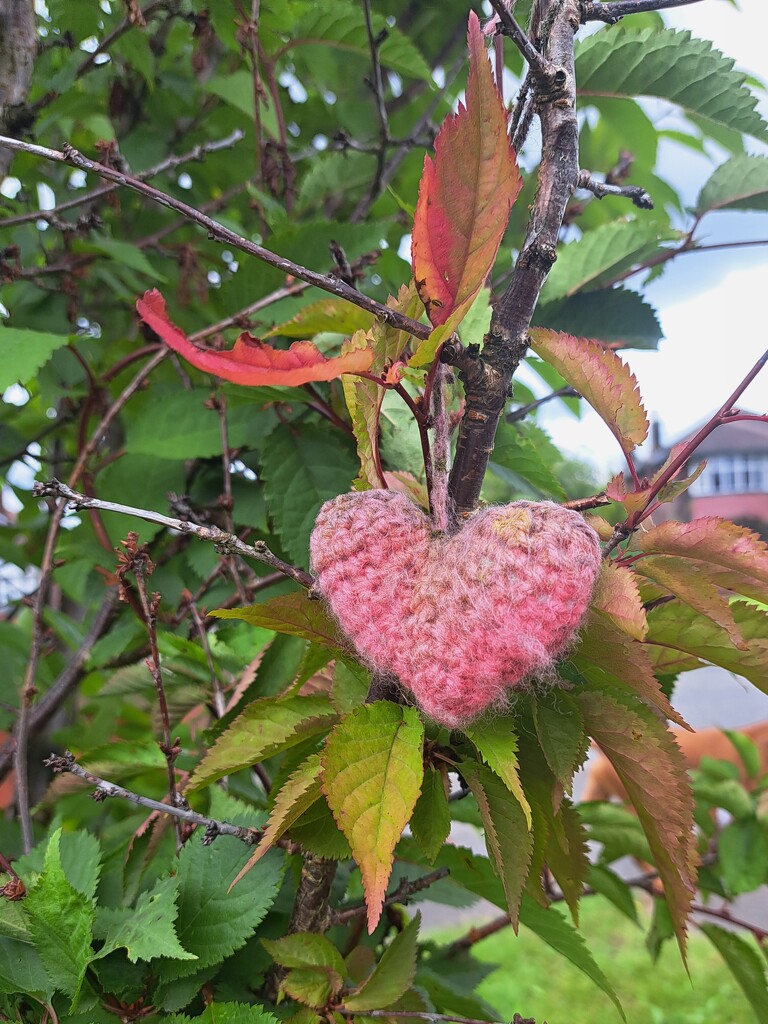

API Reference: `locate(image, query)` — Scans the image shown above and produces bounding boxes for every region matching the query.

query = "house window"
[689,454,768,496]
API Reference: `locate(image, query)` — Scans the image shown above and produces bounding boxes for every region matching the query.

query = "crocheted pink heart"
[310,491,601,728]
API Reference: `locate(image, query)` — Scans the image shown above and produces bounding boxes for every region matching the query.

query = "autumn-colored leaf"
[635,555,748,650]
[229,754,324,889]
[574,611,689,728]
[529,329,649,455]
[322,702,424,933]
[636,517,768,584]
[189,695,337,790]
[576,688,697,958]
[411,12,522,329]
[137,289,374,385]
[591,561,648,641]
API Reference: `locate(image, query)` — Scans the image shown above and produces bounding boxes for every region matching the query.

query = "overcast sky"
[533,0,768,475]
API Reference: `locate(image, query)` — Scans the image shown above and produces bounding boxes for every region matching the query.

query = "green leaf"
[536,287,663,350]
[489,420,567,500]
[541,219,670,302]
[95,876,196,964]
[85,237,166,280]
[460,760,533,931]
[23,829,94,1003]
[331,659,371,714]
[701,925,768,1024]
[212,593,344,651]
[519,897,625,1020]
[190,694,337,790]
[0,327,71,388]
[718,818,768,894]
[696,154,768,215]
[532,693,588,792]
[344,913,420,1011]
[0,936,52,998]
[158,796,284,982]
[166,1003,281,1024]
[530,329,650,455]
[586,864,639,925]
[263,932,345,984]
[576,28,768,143]
[260,424,359,564]
[293,1,432,80]
[282,967,336,1008]
[464,716,531,827]
[265,299,375,339]
[409,765,451,864]
[322,702,424,932]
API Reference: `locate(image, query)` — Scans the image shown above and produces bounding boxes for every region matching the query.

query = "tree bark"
[447,0,581,516]
[0,0,37,178]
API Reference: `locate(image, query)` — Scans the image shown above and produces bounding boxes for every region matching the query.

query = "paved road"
[421,665,768,929]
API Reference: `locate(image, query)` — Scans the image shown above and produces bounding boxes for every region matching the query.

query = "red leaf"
[637,517,768,585]
[411,12,522,328]
[136,289,374,385]
[529,329,649,455]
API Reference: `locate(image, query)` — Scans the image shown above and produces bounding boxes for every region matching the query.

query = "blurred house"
[644,417,768,536]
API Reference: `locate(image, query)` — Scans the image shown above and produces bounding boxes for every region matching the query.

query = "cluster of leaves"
[2,1,768,1023]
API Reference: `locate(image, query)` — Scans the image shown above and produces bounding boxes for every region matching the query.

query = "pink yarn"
[310,491,602,728]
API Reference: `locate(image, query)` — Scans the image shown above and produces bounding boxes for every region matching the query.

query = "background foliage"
[1,1,768,1022]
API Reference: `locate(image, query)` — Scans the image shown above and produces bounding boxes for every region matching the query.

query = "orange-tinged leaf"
[137,289,374,385]
[605,473,651,516]
[634,555,748,650]
[411,12,522,328]
[229,754,323,889]
[576,688,697,959]
[322,702,424,933]
[342,331,385,489]
[636,517,768,585]
[591,561,647,641]
[529,329,649,454]
[575,611,689,728]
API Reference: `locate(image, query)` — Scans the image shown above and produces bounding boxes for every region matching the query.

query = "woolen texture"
[310,491,602,728]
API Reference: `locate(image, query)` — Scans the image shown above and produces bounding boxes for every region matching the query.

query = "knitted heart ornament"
[310,491,602,728]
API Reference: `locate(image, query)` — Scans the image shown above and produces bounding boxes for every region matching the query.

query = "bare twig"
[32,479,315,588]
[577,170,653,210]
[185,593,227,719]
[331,867,450,925]
[0,135,431,342]
[582,0,706,23]
[362,0,391,204]
[0,591,119,783]
[1,129,245,228]
[43,752,263,845]
[488,0,558,83]
[506,386,580,422]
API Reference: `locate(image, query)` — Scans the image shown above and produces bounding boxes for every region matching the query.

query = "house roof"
[679,417,767,458]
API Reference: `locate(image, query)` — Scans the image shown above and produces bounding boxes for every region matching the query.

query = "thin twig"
[0,135,431,342]
[577,170,653,210]
[362,0,391,204]
[185,594,227,719]
[0,592,119,782]
[32,479,315,588]
[506,385,580,422]
[211,391,249,604]
[1,129,245,229]
[562,492,611,511]
[331,867,450,925]
[488,0,558,83]
[43,752,263,845]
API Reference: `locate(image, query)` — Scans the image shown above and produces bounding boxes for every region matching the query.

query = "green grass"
[431,895,754,1024]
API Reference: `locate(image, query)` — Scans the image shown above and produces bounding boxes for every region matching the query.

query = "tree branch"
[0,135,431,342]
[331,867,450,925]
[0,0,37,179]
[577,170,653,210]
[447,0,581,516]
[582,0,706,23]
[488,0,558,83]
[43,752,264,845]
[32,479,315,589]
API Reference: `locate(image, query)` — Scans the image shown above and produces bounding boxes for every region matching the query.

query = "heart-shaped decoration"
[310,491,601,727]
